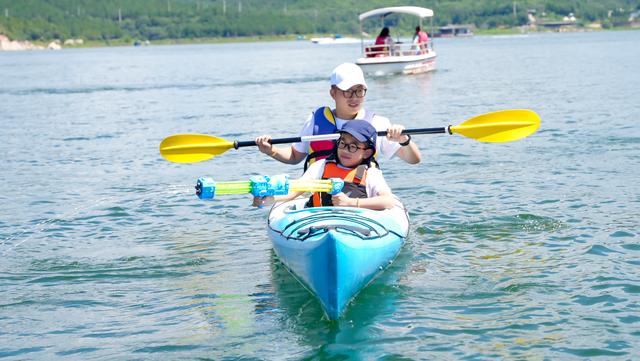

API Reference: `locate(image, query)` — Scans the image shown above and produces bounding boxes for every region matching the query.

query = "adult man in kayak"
[253,120,399,210]
[255,63,421,170]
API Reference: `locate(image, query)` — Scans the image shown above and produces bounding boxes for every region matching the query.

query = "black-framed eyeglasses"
[337,139,368,153]
[341,87,367,99]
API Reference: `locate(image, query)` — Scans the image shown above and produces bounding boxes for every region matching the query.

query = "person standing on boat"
[255,63,421,170]
[413,26,430,54]
[253,120,399,210]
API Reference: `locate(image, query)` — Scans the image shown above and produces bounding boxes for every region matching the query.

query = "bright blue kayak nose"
[267,199,409,320]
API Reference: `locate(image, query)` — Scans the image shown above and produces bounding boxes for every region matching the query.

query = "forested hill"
[0,0,637,42]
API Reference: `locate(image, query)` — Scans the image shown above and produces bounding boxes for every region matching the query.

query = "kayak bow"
[268,198,409,320]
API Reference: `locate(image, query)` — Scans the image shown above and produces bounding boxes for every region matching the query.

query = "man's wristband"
[399,134,411,146]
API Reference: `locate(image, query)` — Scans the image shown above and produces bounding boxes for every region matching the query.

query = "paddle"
[160,109,540,163]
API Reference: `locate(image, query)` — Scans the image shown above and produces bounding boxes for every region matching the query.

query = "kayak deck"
[268,199,409,319]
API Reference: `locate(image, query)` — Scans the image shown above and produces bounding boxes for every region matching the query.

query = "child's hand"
[331,193,356,207]
[252,196,274,208]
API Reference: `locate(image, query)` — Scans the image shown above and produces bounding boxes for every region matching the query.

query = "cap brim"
[335,79,367,90]
[339,130,368,143]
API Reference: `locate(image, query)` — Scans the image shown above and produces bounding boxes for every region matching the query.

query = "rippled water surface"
[1,31,639,360]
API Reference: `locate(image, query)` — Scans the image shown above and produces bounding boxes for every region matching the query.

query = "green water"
[1,31,639,359]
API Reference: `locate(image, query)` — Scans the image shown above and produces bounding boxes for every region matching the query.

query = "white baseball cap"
[330,63,367,90]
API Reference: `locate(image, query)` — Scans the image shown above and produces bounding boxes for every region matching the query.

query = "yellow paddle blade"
[449,109,541,142]
[159,134,234,163]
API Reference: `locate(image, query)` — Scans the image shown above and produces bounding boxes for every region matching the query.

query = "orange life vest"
[307,160,368,208]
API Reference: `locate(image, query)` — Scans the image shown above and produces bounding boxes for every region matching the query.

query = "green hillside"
[0,0,637,43]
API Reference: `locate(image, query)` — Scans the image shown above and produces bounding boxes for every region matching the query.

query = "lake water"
[1,31,639,360]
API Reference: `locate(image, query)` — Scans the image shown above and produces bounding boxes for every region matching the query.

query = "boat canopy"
[358,6,434,22]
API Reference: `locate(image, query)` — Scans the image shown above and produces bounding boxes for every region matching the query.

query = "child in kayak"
[254,63,421,170]
[253,120,398,210]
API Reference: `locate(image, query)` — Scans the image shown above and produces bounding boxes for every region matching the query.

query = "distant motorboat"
[355,6,437,76]
[310,34,360,45]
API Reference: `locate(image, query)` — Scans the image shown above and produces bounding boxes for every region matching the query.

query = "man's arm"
[270,145,307,164]
[394,139,421,164]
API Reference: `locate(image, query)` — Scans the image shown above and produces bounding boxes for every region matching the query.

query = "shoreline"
[2,27,638,51]
[0,34,304,51]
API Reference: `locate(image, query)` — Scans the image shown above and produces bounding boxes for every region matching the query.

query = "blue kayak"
[267,199,409,320]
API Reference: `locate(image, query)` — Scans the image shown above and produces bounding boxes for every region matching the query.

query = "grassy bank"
[15,26,639,50]
[38,34,303,48]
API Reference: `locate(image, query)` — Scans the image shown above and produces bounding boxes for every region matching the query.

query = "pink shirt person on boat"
[413,26,430,53]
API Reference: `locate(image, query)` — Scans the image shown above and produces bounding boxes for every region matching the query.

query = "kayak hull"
[268,199,409,319]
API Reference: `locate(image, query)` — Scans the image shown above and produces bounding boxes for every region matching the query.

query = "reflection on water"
[266,248,413,359]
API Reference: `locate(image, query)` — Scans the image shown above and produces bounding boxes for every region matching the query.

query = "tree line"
[0,0,637,42]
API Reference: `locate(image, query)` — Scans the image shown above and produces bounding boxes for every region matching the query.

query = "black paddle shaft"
[235,137,302,149]
[233,127,449,149]
[381,127,450,136]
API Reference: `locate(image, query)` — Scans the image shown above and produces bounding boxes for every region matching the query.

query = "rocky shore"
[0,34,68,51]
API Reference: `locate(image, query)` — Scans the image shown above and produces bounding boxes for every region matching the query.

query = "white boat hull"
[356,52,437,76]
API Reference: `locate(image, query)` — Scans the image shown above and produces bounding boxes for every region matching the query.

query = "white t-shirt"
[292,108,401,161]
[301,159,392,198]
